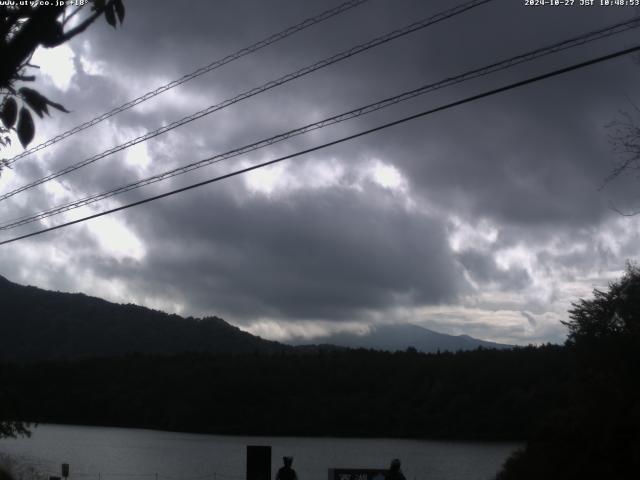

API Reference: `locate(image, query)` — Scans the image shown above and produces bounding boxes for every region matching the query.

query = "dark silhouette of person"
[276,456,298,480]
[385,459,406,480]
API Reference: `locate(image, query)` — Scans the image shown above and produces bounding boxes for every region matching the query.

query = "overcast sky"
[1,0,640,345]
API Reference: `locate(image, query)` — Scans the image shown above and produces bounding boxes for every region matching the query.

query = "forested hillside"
[0,345,568,440]
[0,275,288,361]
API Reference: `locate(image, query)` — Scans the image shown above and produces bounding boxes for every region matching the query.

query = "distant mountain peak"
[290,322,512,353]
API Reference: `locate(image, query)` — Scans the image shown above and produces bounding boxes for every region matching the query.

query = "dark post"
[247,445,271,480]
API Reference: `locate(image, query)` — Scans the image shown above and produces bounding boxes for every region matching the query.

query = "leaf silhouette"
[114,0,125,23]
[19,87,69,117]
[44,97,69,113]
[104,3,117,27]
[19,87,49,117]
[40,20,64,47]
[92,0,106,12]
[0,97,18,128]
[17,107,34,148]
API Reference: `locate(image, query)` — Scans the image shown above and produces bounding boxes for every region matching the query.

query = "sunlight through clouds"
[244,156,346,195]
[448,217,499,253]
[31,44,77,92]
[87,216,146,261]
[368,158,406,191]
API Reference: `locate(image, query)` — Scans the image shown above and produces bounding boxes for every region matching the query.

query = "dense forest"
[497,264,640,479]
[0,345,568,440]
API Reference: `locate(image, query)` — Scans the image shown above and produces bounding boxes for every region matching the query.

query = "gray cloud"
[2,0,640,345]
[458,248,531,290]
[107,180,466,323]
[521,311,537,328]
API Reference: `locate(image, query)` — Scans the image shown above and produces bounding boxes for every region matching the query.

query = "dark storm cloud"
[96,180,466,322]
[382,81,640,229]
[51,0,640,229]
[3,0,640,344]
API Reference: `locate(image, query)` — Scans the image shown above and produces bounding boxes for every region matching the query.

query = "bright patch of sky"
[368,158,406,191]
[78,40,107,76]
[31,44,77,92]
[124,140,152,172]
[245,318,370,342]
[448,217,499,253]
[244,156,346,195]
[87,215,146,261]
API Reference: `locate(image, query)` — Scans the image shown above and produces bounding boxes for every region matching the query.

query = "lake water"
[0,425,519,480]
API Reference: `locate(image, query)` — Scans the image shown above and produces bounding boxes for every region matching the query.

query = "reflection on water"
[0,425,519,480]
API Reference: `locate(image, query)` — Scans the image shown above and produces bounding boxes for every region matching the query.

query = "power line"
[0,0,371,167]
[2,42,639,247]
[2,15,638,231]
[0,0,494,203]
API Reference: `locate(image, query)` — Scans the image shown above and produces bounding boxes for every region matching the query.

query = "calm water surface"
[0,425,519,480]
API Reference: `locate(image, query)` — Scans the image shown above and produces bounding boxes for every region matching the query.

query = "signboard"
[247,445,271,480]
[328,468,387,480]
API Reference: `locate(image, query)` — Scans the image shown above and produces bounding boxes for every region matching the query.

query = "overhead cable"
[0,0,494,202]
[2,42,640,246]
[1,0,371,167]
[1,15,638,231]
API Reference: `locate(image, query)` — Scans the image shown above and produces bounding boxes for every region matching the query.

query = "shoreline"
[0,453,47,480]
[1,426,520,480]
[8,421,526,445]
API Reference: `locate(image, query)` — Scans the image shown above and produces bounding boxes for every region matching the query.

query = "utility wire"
[0,0,494,202]
[1,16,638,231]
[2,42,639,247]
[1,0,370,167]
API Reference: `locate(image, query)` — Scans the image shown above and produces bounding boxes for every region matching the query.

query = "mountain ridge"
[290,322,512,353]
[0,274,511,361]
[0,274,289,361]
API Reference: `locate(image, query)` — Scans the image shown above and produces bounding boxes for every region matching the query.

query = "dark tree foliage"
[0,0,125,161]
[0,465,15,480]
[0,376,30,439]
[0,1,125,434]
[0,346,569,441]
[496,264,640,479]
[0,409,29,439]
[564,262,640,342]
